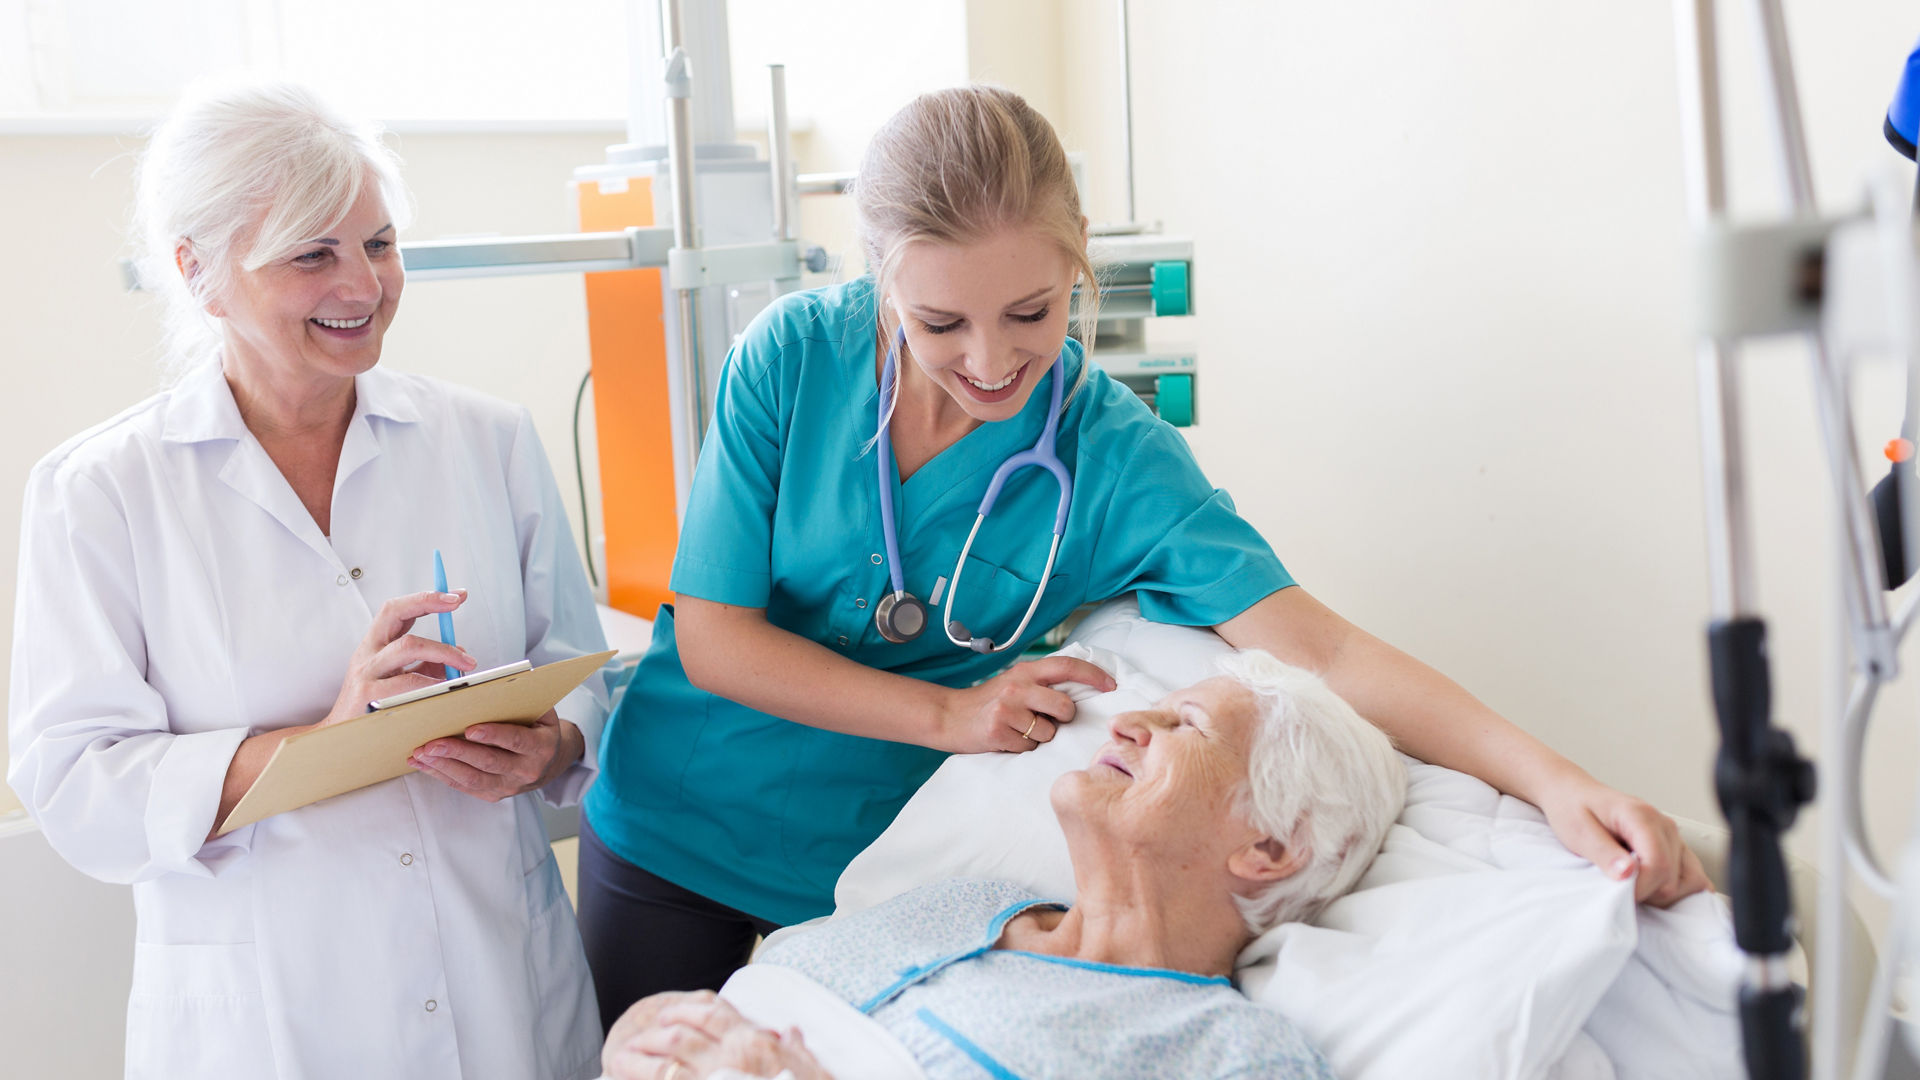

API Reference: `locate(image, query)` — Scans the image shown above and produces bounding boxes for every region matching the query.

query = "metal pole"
[1675,2,1812,1077]
[1745,0,1894,661]
[1116,0,1136,225]
[663,0,705,475]
[1747,0,1816,213]
[767,64,796,244]
[1674,0,1751,620]
[1746,6,1910,1078]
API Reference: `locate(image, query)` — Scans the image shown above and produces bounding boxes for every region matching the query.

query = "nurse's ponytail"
[854,86,1102,410]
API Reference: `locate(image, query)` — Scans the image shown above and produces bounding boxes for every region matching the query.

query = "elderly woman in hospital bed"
[598,648,1405,1080]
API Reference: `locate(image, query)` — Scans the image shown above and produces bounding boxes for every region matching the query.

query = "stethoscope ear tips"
[944,620,993,653]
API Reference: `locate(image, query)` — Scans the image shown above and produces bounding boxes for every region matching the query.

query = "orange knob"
[1887,438,1914,463]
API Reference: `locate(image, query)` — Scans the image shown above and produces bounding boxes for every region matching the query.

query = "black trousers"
[576,815,782,1034]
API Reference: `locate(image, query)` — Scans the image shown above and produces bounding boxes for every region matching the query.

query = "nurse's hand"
[1537,774,1713,907]
[318,590,478,727]
[407,709,585,802]
[938,655,1116,754]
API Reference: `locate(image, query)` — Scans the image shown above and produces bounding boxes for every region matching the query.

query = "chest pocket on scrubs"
[942,553,1068,651]
[778,555,1069,896]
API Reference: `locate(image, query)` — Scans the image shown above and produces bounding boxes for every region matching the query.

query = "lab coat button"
[336,574,348,586]
[399,853,413,866]
[870,553,882,564]
[424,999,437,1012]
[350,567,363,579]
[855,598,867,609]
[836,635,849,647]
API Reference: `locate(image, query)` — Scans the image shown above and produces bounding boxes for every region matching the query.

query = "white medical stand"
[1671,1,1920,1077]
[403,0,804,513]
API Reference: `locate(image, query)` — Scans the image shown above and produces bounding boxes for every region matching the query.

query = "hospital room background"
[1,0,1916,1074]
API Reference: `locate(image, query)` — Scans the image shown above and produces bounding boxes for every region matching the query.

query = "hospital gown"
[756,879,1334,1080]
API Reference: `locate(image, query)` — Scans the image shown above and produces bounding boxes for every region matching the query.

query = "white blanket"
[1238,752,1744,1080]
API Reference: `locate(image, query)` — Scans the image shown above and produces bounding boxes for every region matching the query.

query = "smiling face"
[207,181,403,386]
[1054,677,1267,867]
[885,225,1077,424]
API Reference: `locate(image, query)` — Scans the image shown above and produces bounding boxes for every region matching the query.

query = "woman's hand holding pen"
[210,590,478,839]
[317,590,477,729]
[409,710,584,802]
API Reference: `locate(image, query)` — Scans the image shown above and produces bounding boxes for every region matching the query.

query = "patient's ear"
[1228,834,1309,885]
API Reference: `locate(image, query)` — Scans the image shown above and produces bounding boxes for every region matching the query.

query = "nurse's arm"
[675,595,1114,754]
[1215,586,1707,906]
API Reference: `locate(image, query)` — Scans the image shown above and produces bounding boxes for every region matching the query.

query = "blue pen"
[434,549,463,680]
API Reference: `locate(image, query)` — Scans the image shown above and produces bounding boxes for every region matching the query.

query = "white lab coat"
[8,360,610,1080]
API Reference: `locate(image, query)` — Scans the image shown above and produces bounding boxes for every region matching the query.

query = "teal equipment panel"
[1155,374,1193,427]
[1150,260,1190,317]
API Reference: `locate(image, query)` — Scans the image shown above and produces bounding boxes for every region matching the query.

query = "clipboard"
[216,650,617,836]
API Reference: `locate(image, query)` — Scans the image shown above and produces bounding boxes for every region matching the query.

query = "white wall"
[1063,0,1920,937]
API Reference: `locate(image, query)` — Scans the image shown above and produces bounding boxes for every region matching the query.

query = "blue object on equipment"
[1889,34,1920,160]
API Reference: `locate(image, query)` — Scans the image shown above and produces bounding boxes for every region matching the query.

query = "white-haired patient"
[599,649,1407,1080]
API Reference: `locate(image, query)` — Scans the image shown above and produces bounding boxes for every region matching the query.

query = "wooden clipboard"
[216,650,617,836]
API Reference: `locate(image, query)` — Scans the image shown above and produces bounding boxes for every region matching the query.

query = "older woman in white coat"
[7,83,608,1079]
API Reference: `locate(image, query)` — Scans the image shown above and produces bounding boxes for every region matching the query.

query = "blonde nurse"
[575,86,1711,1023]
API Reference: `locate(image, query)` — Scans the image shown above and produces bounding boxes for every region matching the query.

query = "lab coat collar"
[161,358,423,445]
[161,358,423,567]
[159,359,247,445]
[352,364,424,426]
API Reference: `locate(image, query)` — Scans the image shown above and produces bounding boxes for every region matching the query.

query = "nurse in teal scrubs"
[576,86,1709,1023]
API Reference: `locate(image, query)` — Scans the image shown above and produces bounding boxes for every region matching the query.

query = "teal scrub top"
[585,277,1294,926]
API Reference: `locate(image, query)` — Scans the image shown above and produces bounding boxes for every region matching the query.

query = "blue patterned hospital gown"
[755,879,1334,1080]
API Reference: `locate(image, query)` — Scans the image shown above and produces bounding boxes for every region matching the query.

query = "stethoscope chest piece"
[873,325,1074,655]
[874,590,928,644]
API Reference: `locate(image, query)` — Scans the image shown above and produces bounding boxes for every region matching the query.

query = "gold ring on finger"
[1022,716,1039,740]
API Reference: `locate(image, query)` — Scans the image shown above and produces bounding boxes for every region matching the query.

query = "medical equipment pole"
[1744,0,1898,666]
[1673,2,1815,1077]
[663,0,705,470]
[1738,15,1917,1080]
[1116,0,1135,226]
[767,64,797,246]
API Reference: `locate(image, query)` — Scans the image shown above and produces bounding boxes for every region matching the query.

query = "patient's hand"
[602,991,834,1080]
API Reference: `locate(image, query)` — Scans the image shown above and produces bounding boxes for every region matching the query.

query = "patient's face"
[1055,676,1260,852]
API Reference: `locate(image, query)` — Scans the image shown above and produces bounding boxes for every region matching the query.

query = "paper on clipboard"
[216,649,617,836]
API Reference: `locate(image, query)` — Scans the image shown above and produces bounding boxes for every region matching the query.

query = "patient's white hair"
[1217,649,1406,934]
[132,81,412,376]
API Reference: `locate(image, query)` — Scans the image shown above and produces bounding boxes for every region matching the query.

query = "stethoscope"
[873,326,1072,653]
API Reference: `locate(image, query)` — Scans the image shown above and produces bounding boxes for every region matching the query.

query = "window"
[2,0,629,130]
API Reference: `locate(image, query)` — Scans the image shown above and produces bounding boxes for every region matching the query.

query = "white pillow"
[832,596,1648,1080]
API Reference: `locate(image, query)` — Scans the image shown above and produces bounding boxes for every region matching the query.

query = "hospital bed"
[677,595,1850,1080]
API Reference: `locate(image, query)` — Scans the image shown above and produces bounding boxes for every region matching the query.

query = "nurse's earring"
[874,590,927,643]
